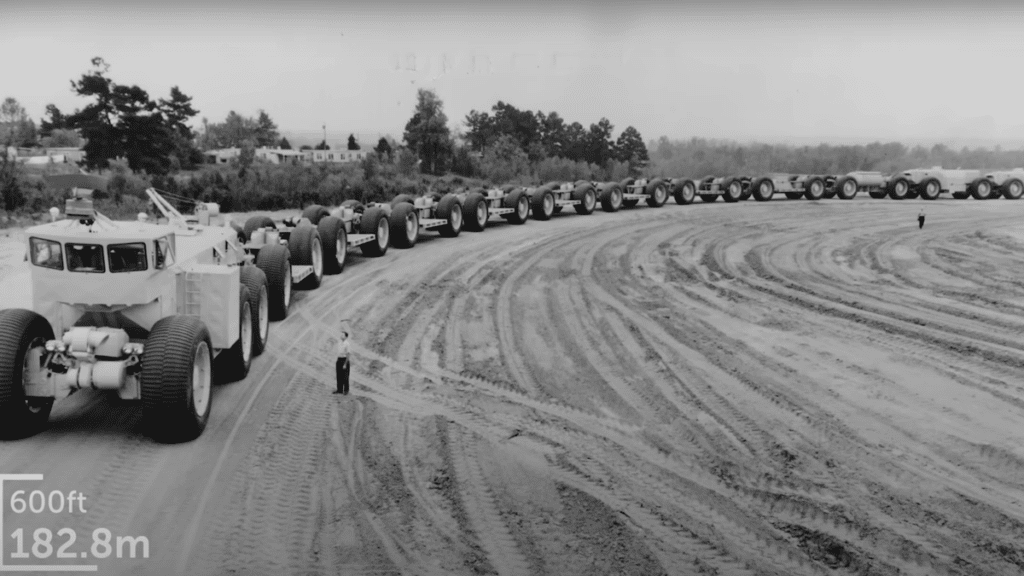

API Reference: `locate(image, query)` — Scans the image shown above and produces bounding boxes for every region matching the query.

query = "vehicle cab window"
[108,243,148,273]
[66,243,105,273]
[29,238,63,270]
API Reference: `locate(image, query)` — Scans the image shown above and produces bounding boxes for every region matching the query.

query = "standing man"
[918,209,925,229]
[335,329,351,395]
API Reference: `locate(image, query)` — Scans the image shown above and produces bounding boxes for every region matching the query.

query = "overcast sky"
[4,0,1024,148]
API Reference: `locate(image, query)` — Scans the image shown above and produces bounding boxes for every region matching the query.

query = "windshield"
[66,243,105,273]
[108,243,148,272]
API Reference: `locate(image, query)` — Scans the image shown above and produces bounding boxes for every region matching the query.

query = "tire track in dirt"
[638,200,1024,569]
[447,425,532,576]
[494,227,612,398]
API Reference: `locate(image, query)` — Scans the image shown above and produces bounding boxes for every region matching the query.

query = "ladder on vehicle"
[183,272,202,316]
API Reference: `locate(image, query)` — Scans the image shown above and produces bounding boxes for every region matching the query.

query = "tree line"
[648,138,1024,178]
[397,89,650,183]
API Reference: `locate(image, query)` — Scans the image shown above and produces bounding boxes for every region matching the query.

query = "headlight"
[122,343,144,355]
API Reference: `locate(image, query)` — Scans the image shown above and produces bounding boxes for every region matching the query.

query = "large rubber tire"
[952,191,970,200]
[502,189,530,224]
[804,177,826,200]
[391,194,416,207]
[243,215,276,242]
[823,187,837,199]
[967,179,988,200]
[888,177,911,200]
[318,216,347,275]
[141,315,214,443]
[752,178,775,201]
[530,188,556,220]
[722,178,743,203]
[1002,179,1023,200]
[622,198,640,208]
[699,194,718,203]
[644,179,669,207]
[256,243,292,321]
[240,265,269,355]
[918,178,941,201]
[359,207,390,256]
[989,183,1003,199]
[671,179,695,205]
[301,205,331,225]
[462,192,489,231]
[287,224,324,289]
[572,183,597,215]
[783,192,801,200]
[340,199,365,213]
[218,284,253,383]
[436,194,463,237]
[389,202,419,248]
[836,177,859,200]
[868,190,888,199]
[0,309,55,439]
[594,183,618,212]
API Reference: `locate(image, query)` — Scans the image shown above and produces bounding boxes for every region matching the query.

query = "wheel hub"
[312,238,323,279]
[192,342,211,416]
[544,194,553,214]
[240,303,252,364]
[258,286,269,342]
[284,264,292,307]
[477,203,487,226]
[451,203,462,230]
[377,217,389,249]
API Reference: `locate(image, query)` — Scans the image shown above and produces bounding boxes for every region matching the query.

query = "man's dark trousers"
[336,358,350,394]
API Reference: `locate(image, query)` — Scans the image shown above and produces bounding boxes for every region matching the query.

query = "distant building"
[204,146,367,165]
[203,148,242,164]
[305,149,368,163]
[258,148,306,164]
[9,147,86,164]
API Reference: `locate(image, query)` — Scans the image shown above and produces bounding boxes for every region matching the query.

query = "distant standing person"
[335,329,351,395]
[918,209,925,229]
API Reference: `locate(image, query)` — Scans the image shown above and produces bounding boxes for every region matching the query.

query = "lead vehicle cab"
[0,174,272,442]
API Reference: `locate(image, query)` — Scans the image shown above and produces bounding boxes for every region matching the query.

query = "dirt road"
[2,197,1024,575]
